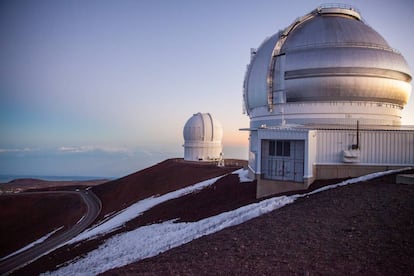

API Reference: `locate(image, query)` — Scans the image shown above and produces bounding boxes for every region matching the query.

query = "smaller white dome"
[183,113,223,142]
[183,113,223,162]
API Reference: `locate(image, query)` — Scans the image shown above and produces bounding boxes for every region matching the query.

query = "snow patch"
[67,173,228,244]
[232,168,252,183]
[44,196,293,276]
[296,167,411,199]
[46,167,411,275]
[1,226,63,261]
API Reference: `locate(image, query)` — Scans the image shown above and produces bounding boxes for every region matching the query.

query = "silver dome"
[244,4,412,114]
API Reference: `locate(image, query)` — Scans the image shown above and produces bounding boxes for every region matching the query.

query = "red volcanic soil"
[10,158,247,275]
[106,170,414,276]
[92,158,245,219]
[123,173,257,231]
[7,161,414,275]
[0,192,85,258]
[0,178,108,257]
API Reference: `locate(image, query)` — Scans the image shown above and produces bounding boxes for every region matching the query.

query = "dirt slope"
[105,171,414,275]
[92,158,243,219]
[0,193,85,258]
[8,162,413,275]
[11,159,246,275]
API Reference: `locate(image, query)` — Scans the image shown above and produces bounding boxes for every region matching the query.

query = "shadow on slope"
[0,193,85,258]
[14,159,246,275]
[106,169,414,275]
[93,158,245,220]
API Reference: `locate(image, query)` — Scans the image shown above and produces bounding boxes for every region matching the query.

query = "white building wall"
[306,130,317,179]
[256,127,316,181]
[183,112,223,162]
[184,141,222,162]
[316,129,414,165]
[249,102,404,126]
[248,132,259,173]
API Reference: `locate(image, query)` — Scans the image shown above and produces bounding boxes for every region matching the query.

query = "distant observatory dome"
[183,113,223,161]
[243,4,412,126]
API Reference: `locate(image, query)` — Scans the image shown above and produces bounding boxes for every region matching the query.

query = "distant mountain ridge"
[0,174,112,184]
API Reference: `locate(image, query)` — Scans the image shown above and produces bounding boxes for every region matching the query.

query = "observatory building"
[242,4,414,197]
[183,112,223,162]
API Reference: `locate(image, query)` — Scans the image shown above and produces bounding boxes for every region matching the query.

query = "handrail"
[319,3,359,13]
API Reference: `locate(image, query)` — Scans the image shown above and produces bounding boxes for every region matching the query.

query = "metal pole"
[356,120,359,149]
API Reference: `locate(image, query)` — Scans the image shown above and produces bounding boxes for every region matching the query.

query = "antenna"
[356,120,359,149]
[351,120,360,149]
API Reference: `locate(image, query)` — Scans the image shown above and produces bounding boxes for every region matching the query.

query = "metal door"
[283,160,294,181]
[261,139,304,182]
[294,141,304,182]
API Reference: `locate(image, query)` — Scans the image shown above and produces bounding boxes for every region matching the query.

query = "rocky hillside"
[106,171,414,275]
[7,162,413,275]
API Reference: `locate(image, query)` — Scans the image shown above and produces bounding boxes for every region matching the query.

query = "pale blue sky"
[1,0,413,178]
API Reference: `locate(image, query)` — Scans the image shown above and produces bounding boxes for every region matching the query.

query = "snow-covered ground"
[44,168,409,275]
[232,168,251,182]
[67,172,232,245]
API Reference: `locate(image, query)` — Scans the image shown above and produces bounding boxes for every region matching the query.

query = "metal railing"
[319,3,360,13]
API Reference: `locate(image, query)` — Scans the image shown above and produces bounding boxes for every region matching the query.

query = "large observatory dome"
[243,4,412,126]
[183,113,223,162]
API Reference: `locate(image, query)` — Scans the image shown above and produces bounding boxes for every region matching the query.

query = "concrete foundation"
[396,174,414,184]
[315,164,409,179]
[255,164,412,198]
[256,175,313,198]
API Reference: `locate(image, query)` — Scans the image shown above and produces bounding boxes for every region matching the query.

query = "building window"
[269,140,276,156]
[276,141,290,157]
[268,140,290,157]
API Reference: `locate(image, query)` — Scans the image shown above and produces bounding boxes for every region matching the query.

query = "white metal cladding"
[249,131,258,152]
[184,141,223,162]
[183,113,223,142]
[248,101,403,126]
[283,48,410,74]
[183,113,223,161]
[281,15,388,51]
[248,131,259,172]
[316,129,414,164]
[244,33,281,110]
[243,4,414,185]
[261,140,305,181]
[243,4,412,118]
[253,127,317,180]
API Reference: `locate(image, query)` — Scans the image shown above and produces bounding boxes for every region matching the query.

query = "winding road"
[0,189,101,275]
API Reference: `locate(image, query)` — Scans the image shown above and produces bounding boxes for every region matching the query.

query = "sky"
[1,0,413,178]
